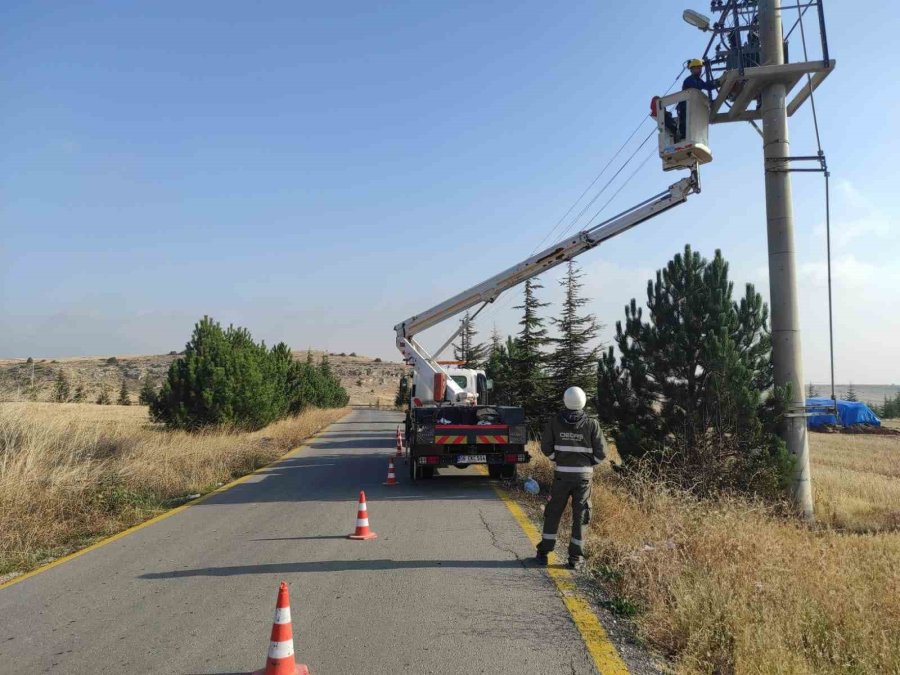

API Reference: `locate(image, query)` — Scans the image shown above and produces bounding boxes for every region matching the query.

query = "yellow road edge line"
[0,417,344,592]
[488,476,630,675]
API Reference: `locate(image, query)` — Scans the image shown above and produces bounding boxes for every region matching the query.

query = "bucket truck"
[395,92,710,481]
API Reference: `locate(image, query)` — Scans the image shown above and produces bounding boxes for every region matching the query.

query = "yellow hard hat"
[688,58,704,69]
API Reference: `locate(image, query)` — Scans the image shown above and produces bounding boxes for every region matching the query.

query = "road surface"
[0,408,607,674]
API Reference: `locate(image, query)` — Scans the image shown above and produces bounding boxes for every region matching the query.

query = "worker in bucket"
[677,58,719,141]
[535,386,607,570]
[682,58,719,93]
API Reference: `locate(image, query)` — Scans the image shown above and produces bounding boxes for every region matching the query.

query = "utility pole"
[759,0,814,520]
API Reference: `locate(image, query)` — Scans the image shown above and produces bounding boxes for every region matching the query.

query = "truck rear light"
[505,453,527,463]
[418,456,440,465]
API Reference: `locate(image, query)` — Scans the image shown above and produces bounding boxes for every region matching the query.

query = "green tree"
[484,334,517,406]
[510,278,550,431]
[72,384,86,403]
[96,386,112,405]
[807,382,818,398]
[138,377,157,406]
[597,246,791,497]
[878,392,900,418]
[394,375,409,409]
[845,383,858,402]
[452,312,487,369]
[546,262,603,408]
[118,379,131,405]
[54,370,71,402]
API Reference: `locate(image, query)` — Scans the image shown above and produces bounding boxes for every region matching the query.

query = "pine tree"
[394,375,409,409]
[117,379,131,405]
[484,335,517,406]
[96,386,111,405]
[597,246,790,497]
[73,384,86,403]
[138,377,157,406]
[807,382,818,398]
[546,262,603,407]
[511,278,550,430]
[846,383,858,402]
[452,312,488,369]
[53,370,71,402]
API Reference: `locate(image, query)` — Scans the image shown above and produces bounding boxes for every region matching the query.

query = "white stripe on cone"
[273,607,291,624]
[356,518,369,527]
[359,503,367,512]
[268,639,295,659]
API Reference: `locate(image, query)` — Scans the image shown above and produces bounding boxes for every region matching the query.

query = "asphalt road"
[0,408,602,674]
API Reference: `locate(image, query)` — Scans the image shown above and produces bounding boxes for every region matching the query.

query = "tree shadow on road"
[140,558,526,579]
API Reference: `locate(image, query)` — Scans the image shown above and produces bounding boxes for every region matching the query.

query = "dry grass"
[519,431,900,674]
[0,402,347,577]
[811,432,900,532]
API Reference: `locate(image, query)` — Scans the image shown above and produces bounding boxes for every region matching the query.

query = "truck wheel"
[487,464,502,479]
[500,464,517,480]
[410,460,420,481]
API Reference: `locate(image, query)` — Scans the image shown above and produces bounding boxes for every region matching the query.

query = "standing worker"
[535,386,607,570]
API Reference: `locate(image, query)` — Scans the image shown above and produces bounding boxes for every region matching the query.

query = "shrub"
[106,357,119,365]
[96,387,111,405]
[151,317,348,431]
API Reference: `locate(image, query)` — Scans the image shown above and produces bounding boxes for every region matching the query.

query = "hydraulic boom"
[395,168,701,402]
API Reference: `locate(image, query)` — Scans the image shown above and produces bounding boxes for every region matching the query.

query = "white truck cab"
[411,363,489,406]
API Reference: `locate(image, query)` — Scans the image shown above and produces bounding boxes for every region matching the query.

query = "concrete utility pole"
[759,0,814,520]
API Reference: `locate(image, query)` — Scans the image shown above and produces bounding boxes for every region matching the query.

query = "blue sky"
[2,1,897,384]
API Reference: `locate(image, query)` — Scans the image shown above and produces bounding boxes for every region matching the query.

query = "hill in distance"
[0,351,408,407]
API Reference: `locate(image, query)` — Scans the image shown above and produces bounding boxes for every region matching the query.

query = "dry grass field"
[0,402,347,579]
[812,432,900,531]
[519,430,900,674]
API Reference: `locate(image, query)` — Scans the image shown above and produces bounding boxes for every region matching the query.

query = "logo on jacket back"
[559,431,585,443]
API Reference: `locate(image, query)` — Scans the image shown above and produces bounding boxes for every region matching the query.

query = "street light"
[683,9,711,31]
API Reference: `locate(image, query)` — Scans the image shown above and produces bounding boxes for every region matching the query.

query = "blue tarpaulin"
[806,397,881,428]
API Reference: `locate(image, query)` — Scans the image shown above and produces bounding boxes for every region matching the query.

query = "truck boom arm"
[395,170,700,402]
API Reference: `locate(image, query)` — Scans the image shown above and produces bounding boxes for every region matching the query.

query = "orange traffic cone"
[252,581,310,675]
[347,490,377,540]
[395,427,403,458]
[384,458,398,486]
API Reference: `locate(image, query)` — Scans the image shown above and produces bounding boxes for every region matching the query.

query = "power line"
[477,66,688,333]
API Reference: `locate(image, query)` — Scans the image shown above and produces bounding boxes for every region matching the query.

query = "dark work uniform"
[682,73,718,93]
[536,410,607,563]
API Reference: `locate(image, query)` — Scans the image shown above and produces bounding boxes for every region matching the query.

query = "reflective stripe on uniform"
[555,465,594,474]
[541,533,557,540]
[570,537,583,546]
[547,453,556,460]
[554,445,591,453]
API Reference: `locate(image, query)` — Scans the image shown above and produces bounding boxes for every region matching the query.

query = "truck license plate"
[457,454,486,464]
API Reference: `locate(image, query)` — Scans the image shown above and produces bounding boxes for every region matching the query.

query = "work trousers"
[537,473,592,561]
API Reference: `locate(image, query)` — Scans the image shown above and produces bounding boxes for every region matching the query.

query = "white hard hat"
[563,386,587,411]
